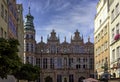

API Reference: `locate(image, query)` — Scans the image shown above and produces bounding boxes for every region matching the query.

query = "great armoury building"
[24,7,94,82]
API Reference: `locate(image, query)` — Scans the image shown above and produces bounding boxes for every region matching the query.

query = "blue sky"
[17,0,98,43]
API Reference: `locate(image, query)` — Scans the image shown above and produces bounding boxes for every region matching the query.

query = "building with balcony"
[109,0,120,78]
[94,0,110,79]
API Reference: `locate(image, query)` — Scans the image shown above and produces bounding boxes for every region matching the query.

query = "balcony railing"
[114,34,120,40]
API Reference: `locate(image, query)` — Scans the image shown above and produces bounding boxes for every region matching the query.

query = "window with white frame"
[112,28,115,41]
[116,46,120,59]
[111,9,114,21]
[116,23,119,34]
[115,3,119,16]
[104,26,107,34]
[112,49,115,62]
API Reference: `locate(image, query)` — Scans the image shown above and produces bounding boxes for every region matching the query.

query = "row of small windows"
[36,57,94,69]
[25,43,35,52]
[95,41,108,55]
[36,46,93,54]
[0,27,7,38]
[111,46,120,63]
[1,4,8,22]
[24,34,34,39]
[95,26,107,43]
[111,3,120,22]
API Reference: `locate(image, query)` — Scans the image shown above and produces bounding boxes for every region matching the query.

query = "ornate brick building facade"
[24,7,94,82]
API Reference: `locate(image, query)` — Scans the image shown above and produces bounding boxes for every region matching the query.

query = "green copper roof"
[24,7,35,31]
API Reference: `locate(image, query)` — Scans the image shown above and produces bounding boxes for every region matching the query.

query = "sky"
[17,0,98,43]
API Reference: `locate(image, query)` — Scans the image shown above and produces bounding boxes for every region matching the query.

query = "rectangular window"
[116,3,119,16]
[5,10,7,22]
[112,49,115,62]
[69,58,73,68]
[36,58,41,68]
[57,75,62,82]
[50,58,54,69]
[117,47,120,59]
[116,23,119,34]
[43,58,47,69]
[69,74,74,82]
[111,9,114,21]
[112,28,115,41]
[57,58,62,68]
[1,4,4,18]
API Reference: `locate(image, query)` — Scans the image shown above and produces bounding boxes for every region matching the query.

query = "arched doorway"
[45,76,53,82]
[78,76,85,82]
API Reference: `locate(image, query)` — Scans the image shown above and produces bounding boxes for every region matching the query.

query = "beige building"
[0,0,8,38]
[94,0,110,79]
[109,0,120,78]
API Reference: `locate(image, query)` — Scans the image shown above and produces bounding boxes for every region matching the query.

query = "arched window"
[45,76,53,82]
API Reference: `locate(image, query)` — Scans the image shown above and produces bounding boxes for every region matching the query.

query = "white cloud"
[35,1,97,43]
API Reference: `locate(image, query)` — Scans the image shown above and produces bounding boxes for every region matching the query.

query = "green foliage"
[14,63,40,81]
[0,38,22,79]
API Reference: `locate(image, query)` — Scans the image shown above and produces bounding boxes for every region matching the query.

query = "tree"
[13,63,40,82]
[0,38,22,79]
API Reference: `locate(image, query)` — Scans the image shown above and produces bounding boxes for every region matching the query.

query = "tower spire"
[28,6,31,14]
[88,36,90,42]
[28,0,31,14]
